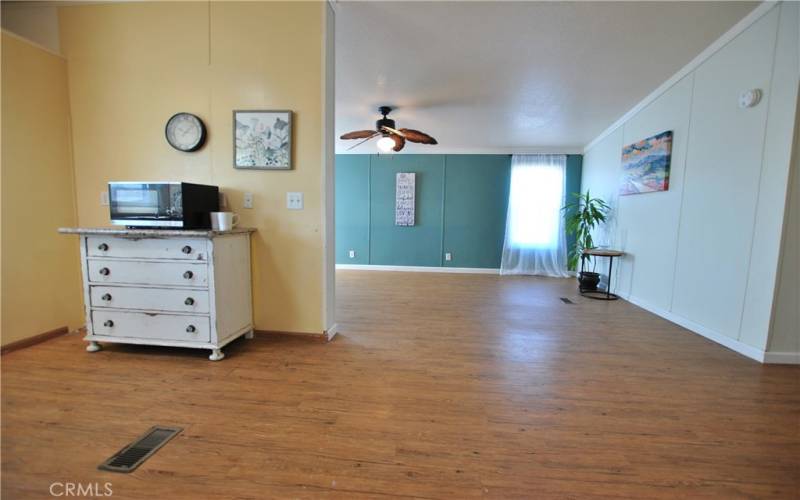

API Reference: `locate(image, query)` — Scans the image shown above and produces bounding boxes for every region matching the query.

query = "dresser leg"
[209,348,225,361]
[86,341,102,353]
[245,329,254,340]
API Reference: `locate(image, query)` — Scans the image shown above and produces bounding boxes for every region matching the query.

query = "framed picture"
[233,110,292,170]
[619,130,673,195]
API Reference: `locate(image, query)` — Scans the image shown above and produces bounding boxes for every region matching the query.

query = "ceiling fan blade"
[346,133,379,151]
[340,130,379,140]
[381,125,406,138]
[399,128,438,145]
[392,134,406,152]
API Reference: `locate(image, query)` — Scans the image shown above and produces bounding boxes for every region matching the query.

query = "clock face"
[165,113,206,152]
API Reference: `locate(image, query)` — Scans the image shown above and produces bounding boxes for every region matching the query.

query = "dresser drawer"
[91,310,210,343]
[87,236,208,261]
[90,286,210,314]
[88,259,208,287]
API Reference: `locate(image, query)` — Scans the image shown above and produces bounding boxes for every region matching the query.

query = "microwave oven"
[108,182,219,229]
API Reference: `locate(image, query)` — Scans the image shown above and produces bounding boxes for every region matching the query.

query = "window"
[508,158,565,248]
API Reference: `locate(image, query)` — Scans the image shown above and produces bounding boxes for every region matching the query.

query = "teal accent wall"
[442,155,510,268]
[370,155,445,266]
[565,155,584,267]
[335,154,582,269]
[335,155,370,264]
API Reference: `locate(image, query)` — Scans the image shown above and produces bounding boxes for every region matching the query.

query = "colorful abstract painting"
[619,130,673,195]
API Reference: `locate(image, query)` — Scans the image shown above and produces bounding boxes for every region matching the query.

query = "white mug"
[210,212,239,231]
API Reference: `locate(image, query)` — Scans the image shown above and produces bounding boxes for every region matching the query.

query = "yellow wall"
[58,1,328,334]
[1,32,84,346]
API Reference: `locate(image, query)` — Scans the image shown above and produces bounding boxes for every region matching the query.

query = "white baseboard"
[763,351,800,365]
[336,264,500,274]
[624,294,768,363]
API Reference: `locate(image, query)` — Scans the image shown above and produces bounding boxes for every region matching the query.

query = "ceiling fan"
[340,106,438,152]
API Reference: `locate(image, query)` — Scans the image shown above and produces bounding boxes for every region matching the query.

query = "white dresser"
[59,227,255,361]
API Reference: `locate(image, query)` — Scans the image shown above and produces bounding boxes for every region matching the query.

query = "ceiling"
[335,1,758,154]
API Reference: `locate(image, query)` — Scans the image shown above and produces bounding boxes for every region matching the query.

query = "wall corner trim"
[324,323,339,342]
[583,1,780,153]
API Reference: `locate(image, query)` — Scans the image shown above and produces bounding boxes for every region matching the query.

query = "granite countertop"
[58,227,256,238]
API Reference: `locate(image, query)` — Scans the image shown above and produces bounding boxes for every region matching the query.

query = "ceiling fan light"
[377,136,395,153]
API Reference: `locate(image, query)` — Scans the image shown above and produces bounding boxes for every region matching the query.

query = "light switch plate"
[100,191,109,206]
[287,192,303,210]
[243,192,254,209]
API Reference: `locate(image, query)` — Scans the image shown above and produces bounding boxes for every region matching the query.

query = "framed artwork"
[395,172,416,226]
[233,110,292,170]
[619,130,673,195]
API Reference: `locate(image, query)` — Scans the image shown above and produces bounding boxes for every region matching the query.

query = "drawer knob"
[186,325,196,333]
[183,270,194,279]
[184,297,195,306]
[103,320,114,327]
[98,243,109,251]
[99,267,110,276]
[101,293,112,301]
[182,245,192,254]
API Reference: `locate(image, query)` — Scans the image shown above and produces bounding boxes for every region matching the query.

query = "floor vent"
[98,426,182,473]
[560,297,574,304]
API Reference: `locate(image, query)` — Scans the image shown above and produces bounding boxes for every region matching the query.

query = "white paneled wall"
[618,76,693,309]
[672,9,777,345]
[581,2,799,363]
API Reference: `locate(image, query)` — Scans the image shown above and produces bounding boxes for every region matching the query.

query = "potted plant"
[562,190,610,291]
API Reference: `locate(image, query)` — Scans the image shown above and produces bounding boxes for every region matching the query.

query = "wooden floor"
[2,271,798,499]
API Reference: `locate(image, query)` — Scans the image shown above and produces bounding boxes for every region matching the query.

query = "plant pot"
[579,271,600,291]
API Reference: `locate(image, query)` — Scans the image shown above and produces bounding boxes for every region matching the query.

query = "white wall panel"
[740,2,800,349]
[671,8,778,340]
[616,76,694,308]
[581,127,624,250]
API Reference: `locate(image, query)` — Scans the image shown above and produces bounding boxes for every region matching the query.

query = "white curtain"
[500,154,570,277]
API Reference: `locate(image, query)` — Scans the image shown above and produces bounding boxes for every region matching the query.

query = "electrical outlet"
[243,192,254,209]
[287,192,304,210]
[445,252,452,261]
[100,191,109,206]
[348,250,356,259]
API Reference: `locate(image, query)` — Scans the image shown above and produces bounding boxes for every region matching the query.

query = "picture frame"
[619,130,673,195]
[233,110,292,170]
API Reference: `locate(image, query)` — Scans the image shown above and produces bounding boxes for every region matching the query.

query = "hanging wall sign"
[395,172,416,226]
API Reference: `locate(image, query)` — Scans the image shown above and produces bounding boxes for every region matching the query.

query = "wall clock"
[165,113,206,152]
